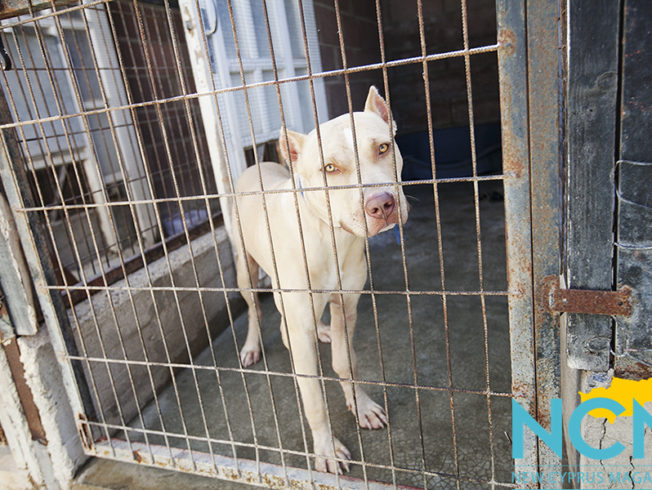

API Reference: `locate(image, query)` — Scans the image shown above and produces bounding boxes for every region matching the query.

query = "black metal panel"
[615,0,652,380]
[565,0,621,370]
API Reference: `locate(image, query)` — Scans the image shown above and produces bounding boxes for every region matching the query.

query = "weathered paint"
[93,439,413,490]
[496,0,538,485]
[545,282,632,317]
[0,0,76,20]
[526,0,564,474]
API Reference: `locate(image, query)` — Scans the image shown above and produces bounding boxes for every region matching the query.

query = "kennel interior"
[0,0,530,488]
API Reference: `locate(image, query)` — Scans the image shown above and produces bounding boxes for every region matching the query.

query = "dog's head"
[279,86,409,237]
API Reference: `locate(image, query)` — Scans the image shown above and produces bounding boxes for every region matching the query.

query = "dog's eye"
[324,163,339,173]
[379,143,390,154]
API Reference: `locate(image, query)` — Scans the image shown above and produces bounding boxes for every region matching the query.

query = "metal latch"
[542,278,632,316]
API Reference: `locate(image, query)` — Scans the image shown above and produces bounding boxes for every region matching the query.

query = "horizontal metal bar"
[15,174,510,213]
[91,438,409,489]
[88,438,517,488]
[543,277,632,316]
[0,0,77,21]
[0,0,110,26]
[65,353,515,398]
[50,283,511,297]
[0,45,499,132]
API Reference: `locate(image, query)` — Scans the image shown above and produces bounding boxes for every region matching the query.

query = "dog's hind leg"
[237,251,262,367]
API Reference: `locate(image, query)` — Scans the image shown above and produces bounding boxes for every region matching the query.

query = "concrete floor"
[76,182,514,489]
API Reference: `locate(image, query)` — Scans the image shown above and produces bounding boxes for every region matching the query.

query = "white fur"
[232,86,408,474]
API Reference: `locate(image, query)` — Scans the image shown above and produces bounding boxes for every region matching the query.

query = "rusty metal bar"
[13,174,508,212]
[91,437,503,489]
[0,70,97,434]
[2,337,47,443]
[0,45,500,132]
[0,0,76,20]
[0,0,541,487]
[65,353,516,397]
[496,0,538,485]
[544,280,632,317]
[526,0,564,476]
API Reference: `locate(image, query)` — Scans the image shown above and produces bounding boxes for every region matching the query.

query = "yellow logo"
[579,377,652,423]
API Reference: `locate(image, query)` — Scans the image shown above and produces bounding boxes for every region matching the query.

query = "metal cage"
[0,0,555,488]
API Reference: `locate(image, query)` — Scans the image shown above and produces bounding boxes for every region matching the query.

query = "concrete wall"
[69,228,243,428]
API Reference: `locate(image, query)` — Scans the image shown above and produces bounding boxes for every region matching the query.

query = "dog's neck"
[294,174,361,243]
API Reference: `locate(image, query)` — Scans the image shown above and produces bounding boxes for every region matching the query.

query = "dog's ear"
[279,129,305,165]
[364,86,397,134]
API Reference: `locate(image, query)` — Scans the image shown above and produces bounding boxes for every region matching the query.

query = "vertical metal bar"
[8,18,134,439]
[526,0,563,476]
[34,5,170,460]
[413,2,460,488]
[330,0,424,485]
[159,0,299,478]
[0,31,119,454]
[183,0,283,480]
[459,0,496,487]
[223,0,335,481]
[294,0,372,484]
[0,84,95,433]
[69,1,203,464]
[496,0,538,484]
[152,0,245,472]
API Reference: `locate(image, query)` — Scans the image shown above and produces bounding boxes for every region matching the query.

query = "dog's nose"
[365,192,396,220]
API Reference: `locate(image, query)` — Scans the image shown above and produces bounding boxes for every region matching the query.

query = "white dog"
[232,86,408,473]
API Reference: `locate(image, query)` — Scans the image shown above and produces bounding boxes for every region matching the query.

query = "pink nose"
[365,192,396,220]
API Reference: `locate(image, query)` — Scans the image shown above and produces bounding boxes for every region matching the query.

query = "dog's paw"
[240,345,260,367]
[348,392,387,430]
[317,321,331,343]
[314,436,351,474]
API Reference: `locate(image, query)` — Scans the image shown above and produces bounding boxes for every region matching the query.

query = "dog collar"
[296,175,304,198]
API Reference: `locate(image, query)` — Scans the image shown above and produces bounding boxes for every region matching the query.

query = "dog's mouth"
[366,213,400,237]
[337,194,409,237]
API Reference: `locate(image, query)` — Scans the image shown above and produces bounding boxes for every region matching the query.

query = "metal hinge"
[541,277,632,316]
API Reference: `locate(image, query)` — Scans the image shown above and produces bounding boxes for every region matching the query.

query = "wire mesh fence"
[0,0,536,488]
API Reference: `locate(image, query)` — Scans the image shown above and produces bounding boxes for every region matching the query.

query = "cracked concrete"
[577,372,652,490]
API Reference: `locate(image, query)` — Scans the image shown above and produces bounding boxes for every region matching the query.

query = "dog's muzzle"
[364,191,401,236]
[365,192,396,220]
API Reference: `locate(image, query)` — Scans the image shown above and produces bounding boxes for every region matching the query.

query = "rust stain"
[614,360,652,381]
[498,28,516,57]
[544,282,632,316]
[132,450,143,463]
[0,0,77,20]
[77,413,94,450]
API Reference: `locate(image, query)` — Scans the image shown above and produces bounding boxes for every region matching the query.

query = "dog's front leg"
[284,303,351,473]
[330,296,387,430]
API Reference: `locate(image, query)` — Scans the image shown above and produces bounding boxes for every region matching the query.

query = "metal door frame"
[0,0,567,488]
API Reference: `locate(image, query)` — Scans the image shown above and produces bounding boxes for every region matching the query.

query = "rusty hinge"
[541,277,632,316]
